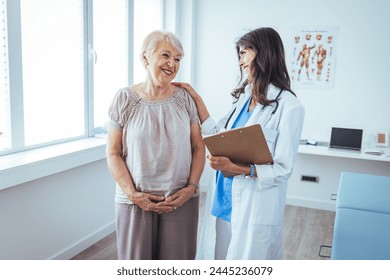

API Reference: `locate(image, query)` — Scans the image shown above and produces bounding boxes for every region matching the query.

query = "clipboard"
[202,124,273,165]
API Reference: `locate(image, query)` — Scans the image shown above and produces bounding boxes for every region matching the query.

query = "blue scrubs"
[211,97,254,222]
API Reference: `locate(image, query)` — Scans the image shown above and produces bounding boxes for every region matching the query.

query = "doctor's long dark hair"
[232,27,296,105]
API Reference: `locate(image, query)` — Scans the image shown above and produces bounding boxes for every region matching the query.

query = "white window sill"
[0,137,107,190]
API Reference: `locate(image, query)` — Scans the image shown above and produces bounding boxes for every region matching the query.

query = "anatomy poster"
[291,26,338,90]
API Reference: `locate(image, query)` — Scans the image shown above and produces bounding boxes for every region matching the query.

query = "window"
[0,0,164,156]
[20,0,85,146]
[92,0,129,130]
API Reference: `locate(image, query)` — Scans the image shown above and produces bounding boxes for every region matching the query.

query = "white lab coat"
[196,84,305,260]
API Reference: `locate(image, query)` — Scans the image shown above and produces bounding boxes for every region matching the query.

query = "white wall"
[192,0,390,210]
[0,159,115,259]
[193,0,390,145]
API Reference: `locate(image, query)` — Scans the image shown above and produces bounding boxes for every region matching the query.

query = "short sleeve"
[108,88,132,130]
[183,89,199,125]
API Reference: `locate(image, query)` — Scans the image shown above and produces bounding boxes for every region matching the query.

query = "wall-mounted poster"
[291,26,339,90]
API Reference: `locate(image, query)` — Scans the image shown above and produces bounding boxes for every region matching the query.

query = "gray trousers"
[215,218,232,260]
[115,196,199,260]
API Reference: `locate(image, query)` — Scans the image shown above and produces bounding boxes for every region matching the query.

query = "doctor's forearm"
[193,96,210,123]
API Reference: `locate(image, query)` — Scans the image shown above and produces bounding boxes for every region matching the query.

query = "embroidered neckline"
[128,87,182,105]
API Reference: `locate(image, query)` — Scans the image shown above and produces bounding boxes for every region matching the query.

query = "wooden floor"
[283,205,335,259]
[71,204,335,260]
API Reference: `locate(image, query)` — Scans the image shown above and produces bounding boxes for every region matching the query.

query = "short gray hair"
[141,30,184,64]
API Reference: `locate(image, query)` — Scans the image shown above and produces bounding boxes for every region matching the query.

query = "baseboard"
[286,196,336,211]
[49,221,115,260]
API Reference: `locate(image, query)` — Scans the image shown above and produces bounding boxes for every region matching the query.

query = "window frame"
[1,0,137,156]
[1,0,193,158]
[6,0,25,153]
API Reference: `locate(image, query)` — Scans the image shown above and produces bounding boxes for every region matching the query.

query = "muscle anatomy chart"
[291,26,338,90]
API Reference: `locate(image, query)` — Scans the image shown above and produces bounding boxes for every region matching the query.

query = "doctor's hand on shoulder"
[172,82,210,123]
[172,82,199,99]
[207,155,254,178]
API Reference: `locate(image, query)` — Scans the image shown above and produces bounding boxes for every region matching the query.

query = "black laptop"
[329,127,363,151]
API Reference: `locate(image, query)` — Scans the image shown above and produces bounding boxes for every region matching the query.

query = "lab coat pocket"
[262,127,278,156]
[251,187,280,225]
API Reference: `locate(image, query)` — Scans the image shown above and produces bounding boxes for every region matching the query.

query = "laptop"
[329,127,363,151]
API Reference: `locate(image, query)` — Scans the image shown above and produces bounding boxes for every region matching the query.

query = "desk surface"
[298,144,390,163]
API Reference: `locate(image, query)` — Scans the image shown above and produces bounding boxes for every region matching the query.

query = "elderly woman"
[106,30,205,260]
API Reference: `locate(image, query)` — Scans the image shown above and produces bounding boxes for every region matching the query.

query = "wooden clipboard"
[202,124,273,165]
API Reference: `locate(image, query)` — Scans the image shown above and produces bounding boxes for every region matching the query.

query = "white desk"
[298,144,390,162]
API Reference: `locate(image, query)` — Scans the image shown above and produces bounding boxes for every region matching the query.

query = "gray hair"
[141,30,184,64]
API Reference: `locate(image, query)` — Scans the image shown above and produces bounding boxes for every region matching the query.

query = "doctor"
[173,27,305,259]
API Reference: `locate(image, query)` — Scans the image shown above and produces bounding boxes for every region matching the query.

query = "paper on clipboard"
[202,124,273,165]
